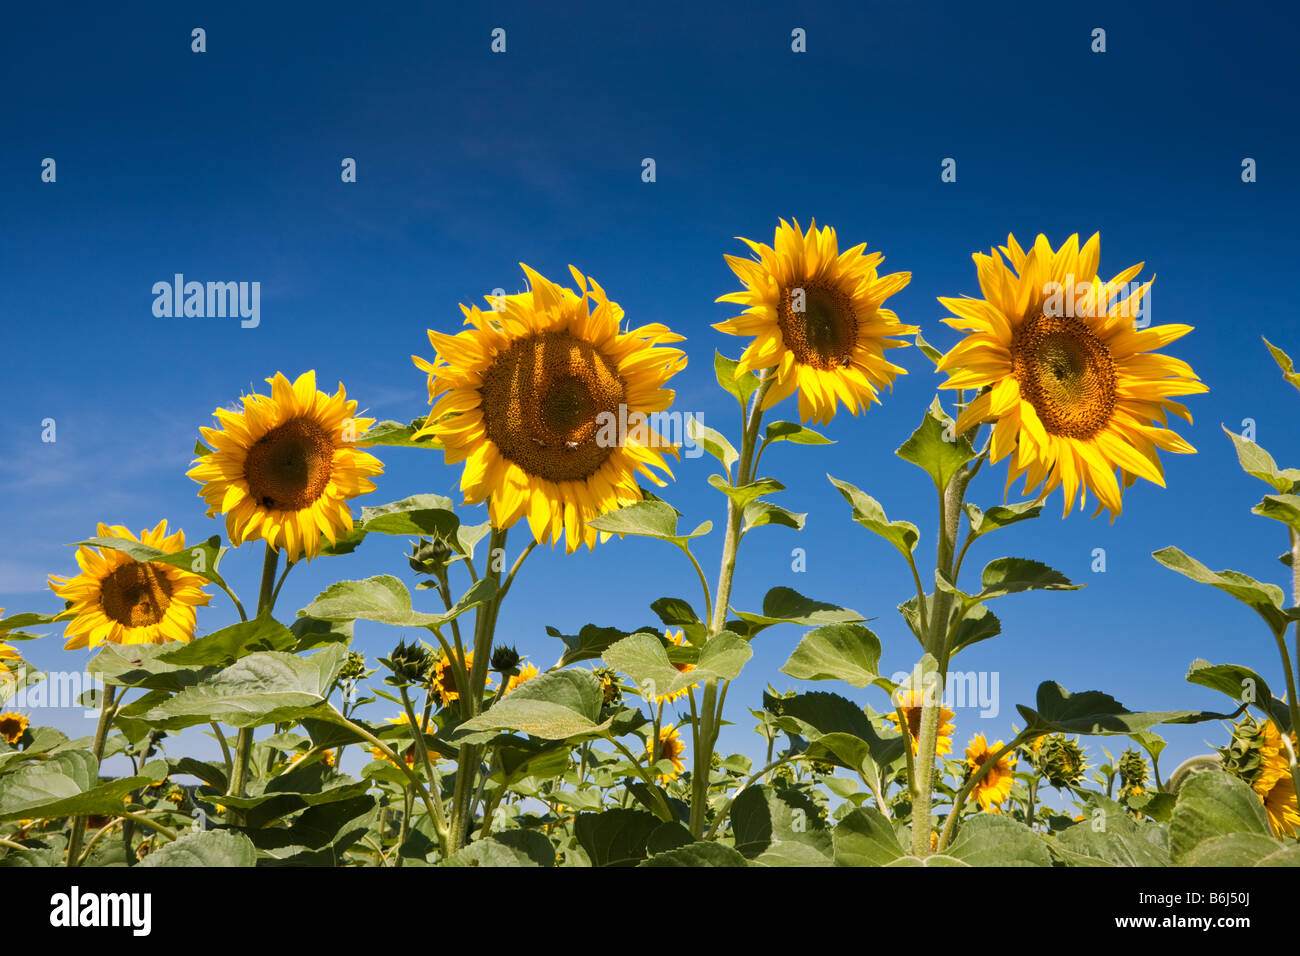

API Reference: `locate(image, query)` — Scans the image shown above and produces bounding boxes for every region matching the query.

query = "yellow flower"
[715,218,915,425]
[884,688,955,757]
[0,609,21,689]
[504,662,539,694]
[965,733,1016,811]
[937,233,1206,518]
[0,711,29,745]
[413,265,687,553]
[431,650,491,707]
[366,713,436,768]
[655,630,699,705]
[1252,721,1300,838]
[650,723,686,785]
[187,371,384,562]
[49,521,211,650]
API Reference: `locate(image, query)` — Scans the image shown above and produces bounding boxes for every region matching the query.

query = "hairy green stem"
[66,684,120,866]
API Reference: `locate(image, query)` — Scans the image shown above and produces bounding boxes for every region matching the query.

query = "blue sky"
[3,2,1299,788]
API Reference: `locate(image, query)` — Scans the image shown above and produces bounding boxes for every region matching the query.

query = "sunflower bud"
[407,536,454,576]
[340,650,367,682]
[383,640,432,685]
[1038,734,1088,789]
[1217,716,1271,787]
[1117,748,1148,798]
[491,645,522,674]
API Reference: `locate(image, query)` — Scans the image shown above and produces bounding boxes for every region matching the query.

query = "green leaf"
[1179,832,1284,866]
[301,574,496,629]
[1152,546,1290,636]
[689,417,739,474]
[1169,771,1271,864]
[0,752,152,823]
[715,351,760,409]
[136,830,258,867]
[913,330,944,366]
[963,501,1044,539]
[827,475,919,559]
[360,494,460,538]
[708,475,785,509]
[546,623,634,668]
[155,616,296,667]
[603,631,752,700]
[1050,795,1171,866]
[87,643,212,693]
[574,808,662,867]
[639,842,750,867]
[732,587,864,637]
[73,534,234,598]
[458,670,611,741]
[1186,659,1289,732]
[895,397,975,492]
[441,830,555,867]
[897,595,1001,656]
[780,624,884,688]
[731,785,832,864]
[587,499,711,546]
[289,617,353,653]
[354,418,436,448]
[1222,425,1299,493]
[136,649,341,730]
[975,557,1080,602]
[945,814,1051,866]
[1018,682,1231,737]
[742,500,805,534]
[1253,493,1300,536]
[764,421,833,446]
[831,807,906,866]
[1263,336,1300,394]
[763,690,905,770]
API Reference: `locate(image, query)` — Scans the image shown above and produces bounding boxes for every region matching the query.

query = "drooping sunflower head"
[1248,720,1300,838]
[187,371,384,562]
[651,723,687,785]
[48,521,211,650]
[938,233,1207,519]
[965,733,1017,811]
[0,711,29,745]
[414,265,687,553]
[715,218,915,425]
[884,688,955,757]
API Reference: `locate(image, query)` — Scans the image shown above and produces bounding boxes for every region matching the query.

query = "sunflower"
[0,712,29,745]
[366,713,436,768]
[655,630,699,705]
[885,688,955,757]
[0,610,21,690]
[965,734,1016,811]
[937,233,1206,518]
[504,662,539,695]
[413,265,687,553]
[431,650,491,707]
[49,521,211,650]
[651,723,686,785]
[714,219,915,425]
[187,371,384,562]
[1252,721,1300,838]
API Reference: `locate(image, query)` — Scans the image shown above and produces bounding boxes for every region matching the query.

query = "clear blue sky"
[3,1,1298,783]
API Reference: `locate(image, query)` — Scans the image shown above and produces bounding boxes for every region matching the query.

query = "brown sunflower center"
[100,562,174,628]
[243,417,336,511]
[904,707,923,740]
[777,282,859,369]
[479,330,627,482]
[1011,314,1116,439]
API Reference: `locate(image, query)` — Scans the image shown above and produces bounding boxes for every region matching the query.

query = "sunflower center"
[479,330,627,482]
[1011,314,1116,439]
[243,417,335,511]
[100,562,174,628]
[777,283,858,369]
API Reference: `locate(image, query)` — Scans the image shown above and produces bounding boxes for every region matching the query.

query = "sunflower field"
[3,221,1298,876]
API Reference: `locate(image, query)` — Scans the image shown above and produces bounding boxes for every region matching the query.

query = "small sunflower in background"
[504,662,539,694]
[885,688,955,757]
[651,723,686,785]
[655,630,699,705]
[965,733,1016,812]
[49,521,210,650]
[431,650,490,707]
[187,371,384,562]
[414,265,687,553]
[715,218,915,425]
[366,712,437,768]
[1252,720,1300,838]
[0,711,29,745]
[0,611,22,688]
[937,232,1206,518]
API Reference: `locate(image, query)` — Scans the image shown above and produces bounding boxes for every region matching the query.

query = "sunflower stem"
[66,683,119,866]
[227,544,282,821]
